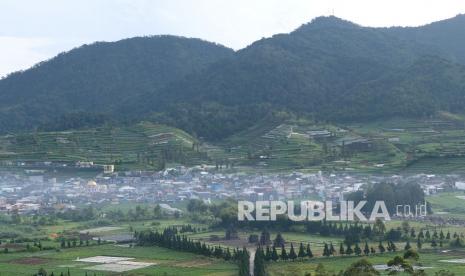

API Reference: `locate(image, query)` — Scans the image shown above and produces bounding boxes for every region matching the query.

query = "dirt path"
[248,247,256,276]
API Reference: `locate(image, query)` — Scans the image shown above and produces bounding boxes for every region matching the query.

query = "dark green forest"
[1,15,465,140]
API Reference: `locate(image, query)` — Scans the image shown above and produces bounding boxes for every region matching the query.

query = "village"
[0,164,462,218]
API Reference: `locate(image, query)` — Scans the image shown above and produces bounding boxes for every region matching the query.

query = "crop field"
[2,115,465,172]
[0,122,205,171]
[426,192,465,219]
[0,244,237,275]
[266,249,465,275]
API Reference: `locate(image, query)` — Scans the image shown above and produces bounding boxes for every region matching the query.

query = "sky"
[1,0,465,77]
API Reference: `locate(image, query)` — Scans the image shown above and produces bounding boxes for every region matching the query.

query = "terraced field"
[2,115,465,172]
[0,122,205,170]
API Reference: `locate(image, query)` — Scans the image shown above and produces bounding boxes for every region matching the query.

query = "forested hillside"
[0,36,234,132]
[1,15,465,141]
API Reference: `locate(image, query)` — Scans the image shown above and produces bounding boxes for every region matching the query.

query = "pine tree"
[274,233,285,247]
[354,243,362,256]
[416,237,422,249]
[339,243,345,255]
[306,244,313,258]
[298,243,305,258]
[446,231,451,240]
[264,246,271,262]
[431,239,437,248]
[346,244,353,255]
[410,228,416,238]
[404,240,411,250]
[280,245,288,260]
[224,248,232,261]
[329,242,335,256]
[363,242,370,255]
[323,243,330,257]
[378,241,386,253]
[289,243,297,261]
[254,247,266,276]
[271,246,279,261]
[238,248,250,276]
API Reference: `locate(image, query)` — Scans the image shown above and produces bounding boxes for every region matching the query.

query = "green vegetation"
[2,16,465,142]
[3,116,465,172]
[0,122,205,170]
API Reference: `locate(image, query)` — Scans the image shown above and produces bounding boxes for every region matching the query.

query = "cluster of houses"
[0,166,461,215]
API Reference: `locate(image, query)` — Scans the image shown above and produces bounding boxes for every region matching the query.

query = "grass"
[266,249,465,275]
[0,244,237,276]
[426,192,465,219]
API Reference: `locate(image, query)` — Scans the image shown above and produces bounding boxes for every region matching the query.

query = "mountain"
[0,36,234,132]
[388,14,465,64]
[1,15,465,141]
[140,16,465,139]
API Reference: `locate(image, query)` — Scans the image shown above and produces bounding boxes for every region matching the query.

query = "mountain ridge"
[1,15,465,141]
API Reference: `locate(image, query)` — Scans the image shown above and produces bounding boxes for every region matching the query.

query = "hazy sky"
[1,0,465,77]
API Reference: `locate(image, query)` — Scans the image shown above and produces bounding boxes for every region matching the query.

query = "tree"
[378,241,385,253]
[329,242,335,256]
[153,204,162,218]
[339,243,345,255]
[404,240,411,251]
[346,244,354,255]
[306,243,313,258]
[450,237,464,248]
[248,234,259,244]
[403,249,419,261]
[36,268,47,276]
[238,248,250,276]
[416,237,422,250]
[289,243,297,261]
[259,229,271,245]
[373,219,386,236]
[343,258,380,276]
[323,243,330,257]
[274,233,285,247]
[280,244,288,260]
[401,221,410,236]
[354,243,362,256]
[364,242,370,255]
[271,246,279,261]
[254,247,266,276]
[298,243,306,258]
[387,256,413,274]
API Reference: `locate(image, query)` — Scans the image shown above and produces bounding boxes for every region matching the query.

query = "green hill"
[3,114,465,173]
[0,36,234,132]
[0,122,206,170]
[2,15,465,144]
